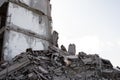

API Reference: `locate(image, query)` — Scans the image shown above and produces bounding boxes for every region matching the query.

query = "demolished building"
[0,0,120,80]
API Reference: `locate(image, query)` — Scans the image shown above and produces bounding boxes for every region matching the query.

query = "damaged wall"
[0,2,9,61]
[17,0,51,16]
[0,0,52,60]
[3,30,49,60]
[7,2,51,37]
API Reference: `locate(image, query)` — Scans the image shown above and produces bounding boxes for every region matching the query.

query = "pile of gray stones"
[0,44,120,80]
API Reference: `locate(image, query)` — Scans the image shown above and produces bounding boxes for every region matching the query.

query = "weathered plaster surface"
[3,2,51,60]
[8,2,51,37]
[19,0,51,16]
[4,30,49,60]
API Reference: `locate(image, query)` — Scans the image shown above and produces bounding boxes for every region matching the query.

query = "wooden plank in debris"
[0,58,30,77]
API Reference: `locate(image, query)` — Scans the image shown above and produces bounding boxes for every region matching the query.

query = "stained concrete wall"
[18,0,51,16]
[1,1,52,60]
[4,30,49,60]
[7,2,51,38]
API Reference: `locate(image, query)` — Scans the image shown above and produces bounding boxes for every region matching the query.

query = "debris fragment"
[61,45,67,52]
[52,31,59,47]
[68,44,76,55]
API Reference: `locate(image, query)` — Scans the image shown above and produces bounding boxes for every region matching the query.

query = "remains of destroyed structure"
[68,44,76,55]
[0,0,52,61]
[0,0,120,80]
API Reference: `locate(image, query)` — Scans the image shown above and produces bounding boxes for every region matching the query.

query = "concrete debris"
[117,66,120,70]
[61,45,67,52]
[68,44,76,55]
[52,31,59,47]
[0,46,120,80]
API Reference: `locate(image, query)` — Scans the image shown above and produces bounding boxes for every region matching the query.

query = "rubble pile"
[1,0,119,80]
[0,46,120,80]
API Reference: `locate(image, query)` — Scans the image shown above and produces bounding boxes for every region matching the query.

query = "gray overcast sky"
[51,0,120,66]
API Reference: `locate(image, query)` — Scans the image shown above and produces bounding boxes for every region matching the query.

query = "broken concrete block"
[38,66,48,74]
[0,61,8,69]
[61,45,67,52]
[28,73,37,80]
[68,44,76,55]
[52,31,59,47]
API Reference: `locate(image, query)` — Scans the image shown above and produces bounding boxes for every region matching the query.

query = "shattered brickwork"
[0,46,120,80]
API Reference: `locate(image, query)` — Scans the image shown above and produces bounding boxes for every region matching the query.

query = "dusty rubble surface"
[1,0,119,80]
[0,46,120,80]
